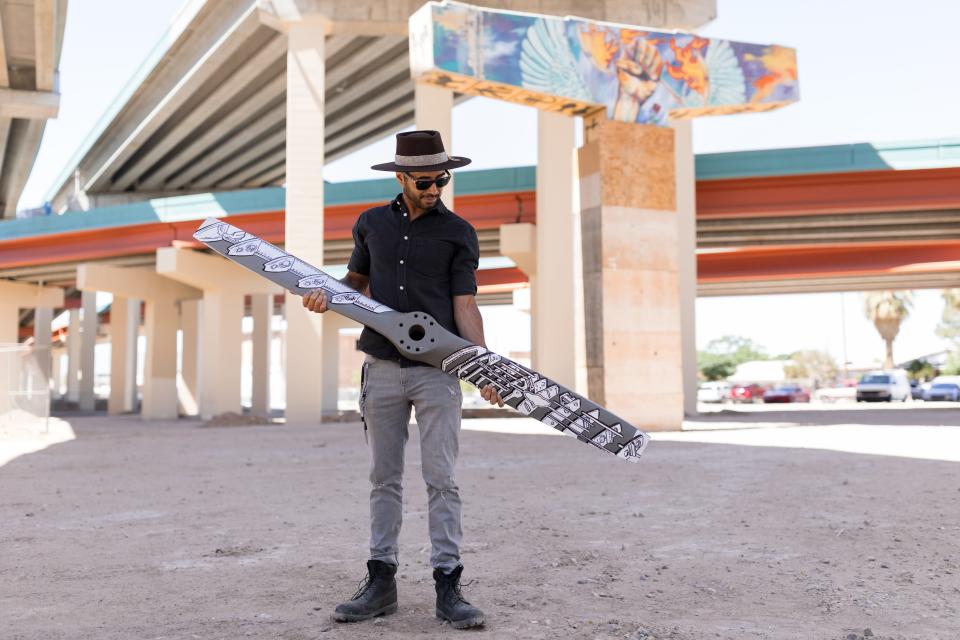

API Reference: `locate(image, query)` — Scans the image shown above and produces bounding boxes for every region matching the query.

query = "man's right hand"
[302,289,329,313]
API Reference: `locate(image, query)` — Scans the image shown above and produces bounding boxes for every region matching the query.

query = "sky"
[16,0,960,368]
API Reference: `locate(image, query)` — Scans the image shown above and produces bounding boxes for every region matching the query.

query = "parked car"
[763,385,810,403]
[856,370,911,402]
[924,383,960,402]
[910,380,925,400]
[697,381,731,403]
[730,383,766,403]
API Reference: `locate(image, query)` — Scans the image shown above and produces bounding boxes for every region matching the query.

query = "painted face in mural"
[397,170,449,212]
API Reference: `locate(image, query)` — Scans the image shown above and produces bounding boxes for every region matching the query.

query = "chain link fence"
[0,344,50,436]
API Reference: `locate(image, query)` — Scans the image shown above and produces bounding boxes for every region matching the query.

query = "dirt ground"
[2,409,959,640]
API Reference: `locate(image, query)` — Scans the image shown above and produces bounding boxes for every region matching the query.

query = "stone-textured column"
[79,291,97,411]
[284,22,326,424]
[33,306,53,385]
[672,120,698,417]
[108,297,139,414]
[415,83,454,206]
[66,310,80,402]
[179,299,201,416]
[142,299,179,420]
[534,110,584,390]
[579,116,682,430]
[250,294,272,415]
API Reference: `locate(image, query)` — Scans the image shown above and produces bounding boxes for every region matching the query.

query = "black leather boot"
[434,565,485,629]
[333,560,398,622]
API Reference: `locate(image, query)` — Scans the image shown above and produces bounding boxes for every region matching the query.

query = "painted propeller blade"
[193,218,649,463]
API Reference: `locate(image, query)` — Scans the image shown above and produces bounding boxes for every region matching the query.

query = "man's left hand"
[480,384,505,408]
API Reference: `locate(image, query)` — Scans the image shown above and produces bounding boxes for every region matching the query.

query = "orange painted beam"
[698,240,960,282]
[0,192,537,271]
[697,166,960,218]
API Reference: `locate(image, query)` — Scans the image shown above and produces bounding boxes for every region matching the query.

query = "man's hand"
[480,384,505,408]
[302,289,329,313]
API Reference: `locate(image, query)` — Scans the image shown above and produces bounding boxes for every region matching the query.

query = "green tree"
[697,335,768,381]
[905,358,938,382]
[863,291,913,368]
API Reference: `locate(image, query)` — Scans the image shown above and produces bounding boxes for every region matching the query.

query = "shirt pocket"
[409,238,454,278]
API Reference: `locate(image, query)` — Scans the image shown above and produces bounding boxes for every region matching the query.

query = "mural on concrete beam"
[409,1,799,126]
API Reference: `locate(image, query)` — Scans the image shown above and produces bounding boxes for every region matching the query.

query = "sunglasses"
[406,172,451,191]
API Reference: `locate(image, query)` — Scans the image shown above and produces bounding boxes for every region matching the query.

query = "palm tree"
[863,291,913,368]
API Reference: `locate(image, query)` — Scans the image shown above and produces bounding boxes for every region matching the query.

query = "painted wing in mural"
[193,218,649,464]
[519,18,592,102]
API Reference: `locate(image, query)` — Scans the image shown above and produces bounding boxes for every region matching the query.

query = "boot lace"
[451,578,475,604]
[351,573,373,600]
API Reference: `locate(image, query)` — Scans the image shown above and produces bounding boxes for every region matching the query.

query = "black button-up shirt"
[347,194,480,366]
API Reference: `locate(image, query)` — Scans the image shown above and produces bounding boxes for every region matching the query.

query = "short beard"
[404,184,438,210]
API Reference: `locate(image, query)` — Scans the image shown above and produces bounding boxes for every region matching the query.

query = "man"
[302,130,503,630]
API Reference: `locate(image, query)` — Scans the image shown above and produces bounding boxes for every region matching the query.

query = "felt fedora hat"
[371,130,472,172]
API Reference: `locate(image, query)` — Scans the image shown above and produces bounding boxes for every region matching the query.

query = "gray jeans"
[361,355,464,572]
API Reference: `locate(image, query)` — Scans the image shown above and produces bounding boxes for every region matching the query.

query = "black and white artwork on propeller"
[193,217,649,463]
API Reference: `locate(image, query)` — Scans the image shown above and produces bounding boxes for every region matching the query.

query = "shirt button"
[404,235,408,240]
[399,285,404,290]
[399,260,404,265]
[403,213,407,217]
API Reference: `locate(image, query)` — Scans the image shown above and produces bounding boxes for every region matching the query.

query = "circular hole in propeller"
[408,324,426,341]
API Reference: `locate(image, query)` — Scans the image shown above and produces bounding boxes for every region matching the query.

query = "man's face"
[397,170,447,210]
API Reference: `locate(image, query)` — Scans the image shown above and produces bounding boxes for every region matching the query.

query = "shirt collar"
[392,193,446,217]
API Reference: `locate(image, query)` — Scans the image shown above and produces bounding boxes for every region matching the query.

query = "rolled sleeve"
[450,225,480,296]
[346,212,371,275]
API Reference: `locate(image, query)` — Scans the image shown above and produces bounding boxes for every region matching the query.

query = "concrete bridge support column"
[250,294,273,416]
[415,83,454,206]
[79,291,97,411]
[578,117,683,431]
[283,20,326,424]
[78,264,200,419]
[33,306,54,385]
[66,311,80,402]
[320,312,360,416]
[156,248,280,420]
[672,120,699,417]
[108,297,139,415]
[534,111,584,391]
[179,299,201,416]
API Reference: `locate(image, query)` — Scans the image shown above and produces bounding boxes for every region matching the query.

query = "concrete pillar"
[108,297,139,414]
[320,312,359,415]
[51,346,64,397]
[0,282,62,344]
[79,291,97,411]
[77,264,200,420]
[415,83,455,206]
[179,299,201,416]
[200,289,244,419]
[33,306,53,385]
[66,311,80,402]
[250,294,272,415]
[672,120,698,417]
[142,299,179,420]
[498,220,537,342]
[533,110,584,390]
[284,21,326,424]
[578,116,682,430]
[156,248,280,420]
